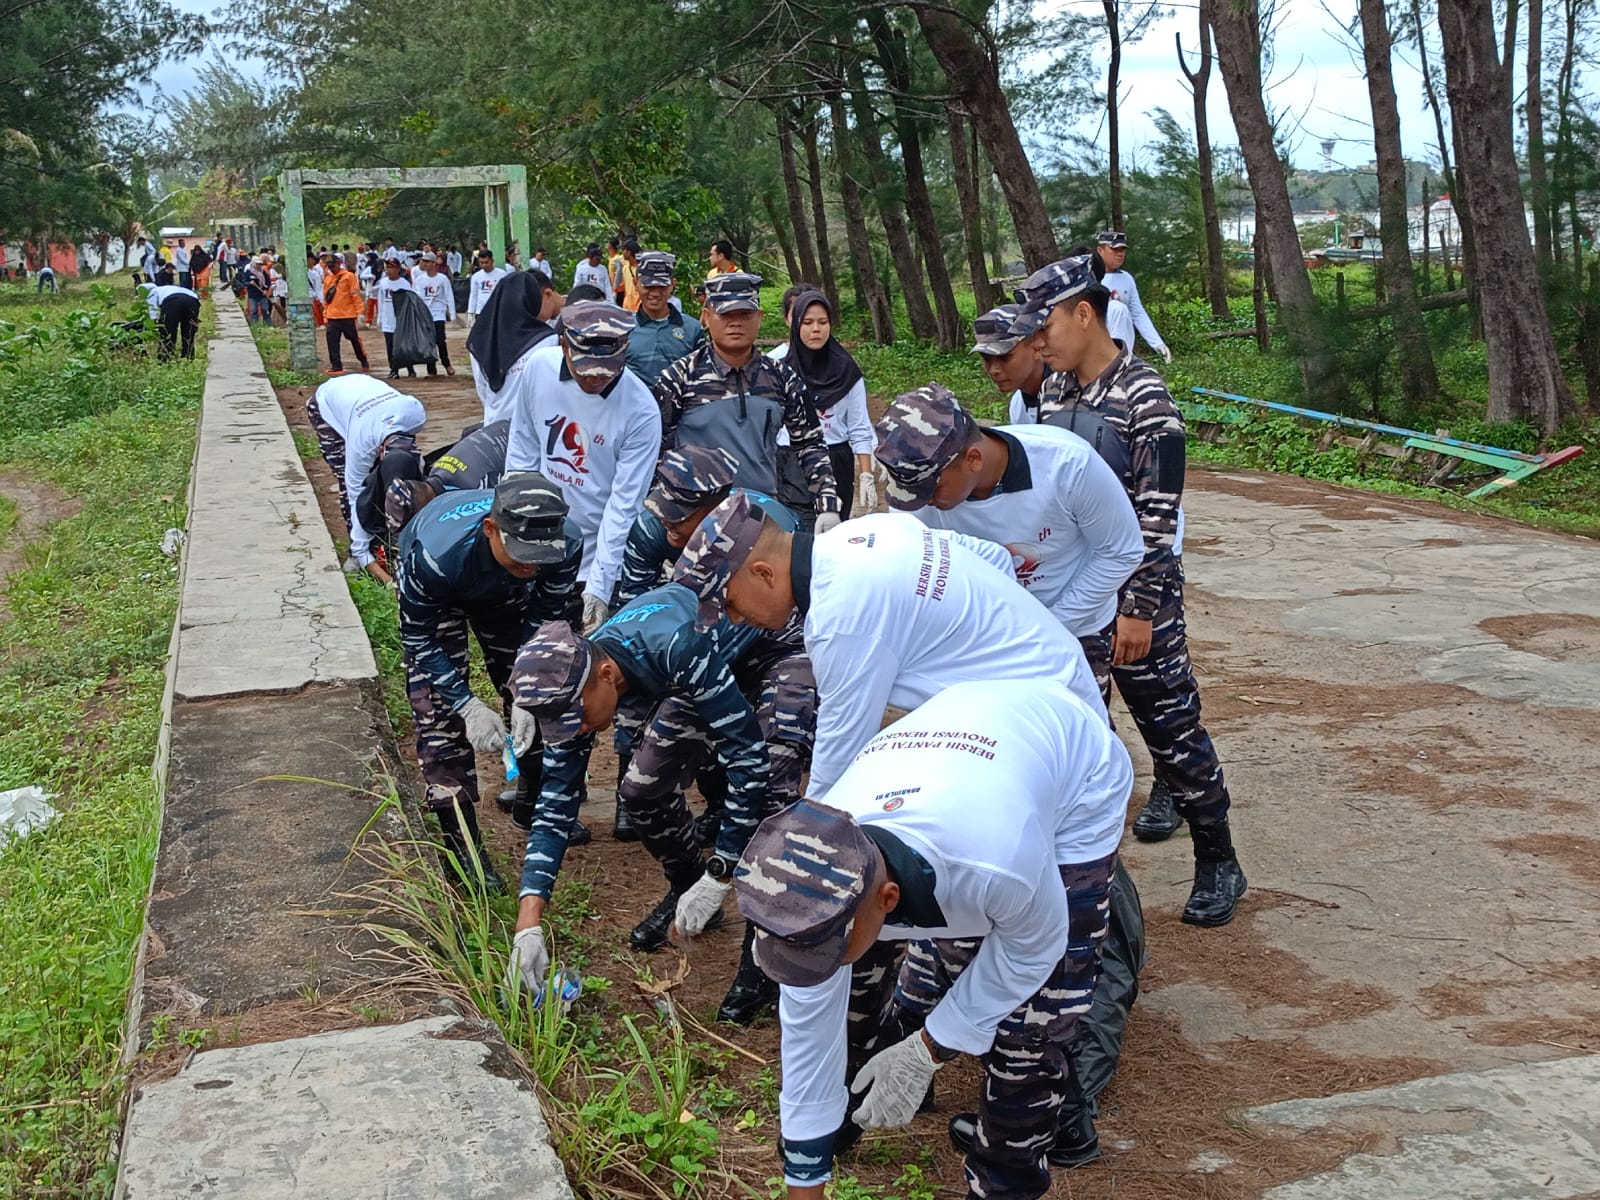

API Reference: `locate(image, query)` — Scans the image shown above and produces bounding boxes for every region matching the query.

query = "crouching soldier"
[397,474,584,889]
[736,678,1130,1200]
[504,547,814,1024]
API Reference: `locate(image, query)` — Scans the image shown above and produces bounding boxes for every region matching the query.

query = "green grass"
[0,492,16,542]
[0,283,204,1196]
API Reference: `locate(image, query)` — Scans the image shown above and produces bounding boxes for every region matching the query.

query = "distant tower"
[1321,140,1336,170]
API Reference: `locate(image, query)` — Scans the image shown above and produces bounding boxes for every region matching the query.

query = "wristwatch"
[705,854,735,883]
[923,1030,960,1063]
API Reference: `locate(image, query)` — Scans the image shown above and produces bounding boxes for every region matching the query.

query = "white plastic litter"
[0,786,59,845]
[160,528,186,557]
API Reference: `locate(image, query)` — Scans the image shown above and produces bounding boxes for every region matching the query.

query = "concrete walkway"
[117,302,570,1199]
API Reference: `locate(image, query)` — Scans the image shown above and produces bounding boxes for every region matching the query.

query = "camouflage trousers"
[848,854,1118,1200]
[1078,561,1231,825]
[621,648,816,892]
[305,395,350,532]
[403,609,526,815]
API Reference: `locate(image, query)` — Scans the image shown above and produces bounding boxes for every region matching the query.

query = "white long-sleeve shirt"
[1100,270,1164,355]
[912,425,1144,636]
[307,263,324,301]
[447,250,463,275]
[801,513,1105,798]
[766,342,875,453]
[470,334,556,424]
[467,267,506,315]
[414,271,456,321]
[373,275,414,333]
[310,375,427,565]
[503,343,662,601]
[173,246,190,271]
[776,679,1131,1176]
[138,283,199,321]
[571,259,614,302]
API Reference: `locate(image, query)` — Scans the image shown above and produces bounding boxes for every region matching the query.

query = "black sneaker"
[1131,779,1184,842]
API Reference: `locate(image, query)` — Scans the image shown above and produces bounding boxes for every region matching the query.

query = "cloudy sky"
[133,0,1446,172]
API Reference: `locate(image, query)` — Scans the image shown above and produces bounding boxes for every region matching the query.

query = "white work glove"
[851,1030,944,1129]
[673,874,730,939]
[1158,344,1173,364]
[460,696,509,753]
[581,591,609,634]
[856,471,877,514]
[815,510,842,535]
[504,926,549,995]
[511,705,538,757]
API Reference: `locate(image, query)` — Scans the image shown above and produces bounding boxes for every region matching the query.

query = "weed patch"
[0,283,203,1196]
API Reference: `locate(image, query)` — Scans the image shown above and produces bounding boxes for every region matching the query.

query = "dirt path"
[0,471,82,621]
[275,354,1600,1197]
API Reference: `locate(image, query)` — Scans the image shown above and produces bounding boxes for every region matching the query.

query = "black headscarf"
[786,291,862,411]
[466,270,555,393]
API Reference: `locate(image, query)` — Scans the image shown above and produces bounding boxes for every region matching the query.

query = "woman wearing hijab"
[772,289,876,523]
[465,269,562,424]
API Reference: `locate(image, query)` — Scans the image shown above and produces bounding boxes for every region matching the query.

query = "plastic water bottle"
[532,968,583,1015]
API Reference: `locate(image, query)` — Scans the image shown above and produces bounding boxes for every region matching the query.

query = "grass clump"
[0,281,204,1196]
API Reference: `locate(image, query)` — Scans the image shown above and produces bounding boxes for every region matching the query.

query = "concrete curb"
[115,301,573,1199]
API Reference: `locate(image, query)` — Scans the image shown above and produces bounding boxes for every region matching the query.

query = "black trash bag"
[390,289,438,369]
[1069,857,1147,1100]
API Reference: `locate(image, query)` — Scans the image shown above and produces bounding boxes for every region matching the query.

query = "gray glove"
[815,511,842,535]
[511,705,538,757]
[505,926,549,994]
[851,1030,944,1129]
[672,875,730,938]
[459,696,508,754]
[581,591,609,634]
[856,471,877,514]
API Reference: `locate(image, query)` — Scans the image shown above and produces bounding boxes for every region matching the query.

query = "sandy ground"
[275,329,1600,1198]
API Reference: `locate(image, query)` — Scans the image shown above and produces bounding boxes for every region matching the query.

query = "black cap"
[491,473,570,564]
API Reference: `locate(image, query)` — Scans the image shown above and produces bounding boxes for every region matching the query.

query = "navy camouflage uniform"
[625,251,705,395]
[384,419,510,539]
[511,578,814,902]
[654,271,840,519]
[397,488,583,817]
[1024,261,1229,828]
[305,396,351,530]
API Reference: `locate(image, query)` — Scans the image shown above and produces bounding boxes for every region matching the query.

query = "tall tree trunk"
[803,115,841,315]
[1104,0,1125,229]
[1411,0,1466,292]
[763,190,803,283]
[1210,0,1337,399]
[1421,170,1433,294]
[1359,0,1439,406]
[828,88,895,344]
[948,103,999,313]
[1527,0,1552,270]
[869,12,963,350]
[1179,0,1229,317]
[1437,0,1575,435]
[775,111,820,287]
[912,4,1060,266]
[844,56,937,341]
[1554,0,1581,285]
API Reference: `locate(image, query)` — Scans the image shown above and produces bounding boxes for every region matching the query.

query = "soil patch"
[1480,612,1600,664]
[0,470,82,620]
[1492,833,1600,890]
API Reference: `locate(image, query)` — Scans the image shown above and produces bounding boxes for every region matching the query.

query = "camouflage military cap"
[873,383,974,511]
[645,445,739,525]
[510,620,592,744]
[1013,254,1099,330]
[492,471,570,565]
[559,299,633,379]
[971,303,1028,357]
[703,271,764,314]
[1096,229,1128,249]
[734,798,881,988]
[636,251,677,289]
[671,490,772,631]
[384,477,437,541]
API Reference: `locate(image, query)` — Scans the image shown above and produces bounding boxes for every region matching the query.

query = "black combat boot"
[436,802,505,894]
[629,882,722,951]
[948,1108,1099,1169]
[613,753,640,842]
[716,923,779,1024]
[694,769,727,848]
[1182,819,1247,927]
[495,746,542,831]
[1131,777,1183,842]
